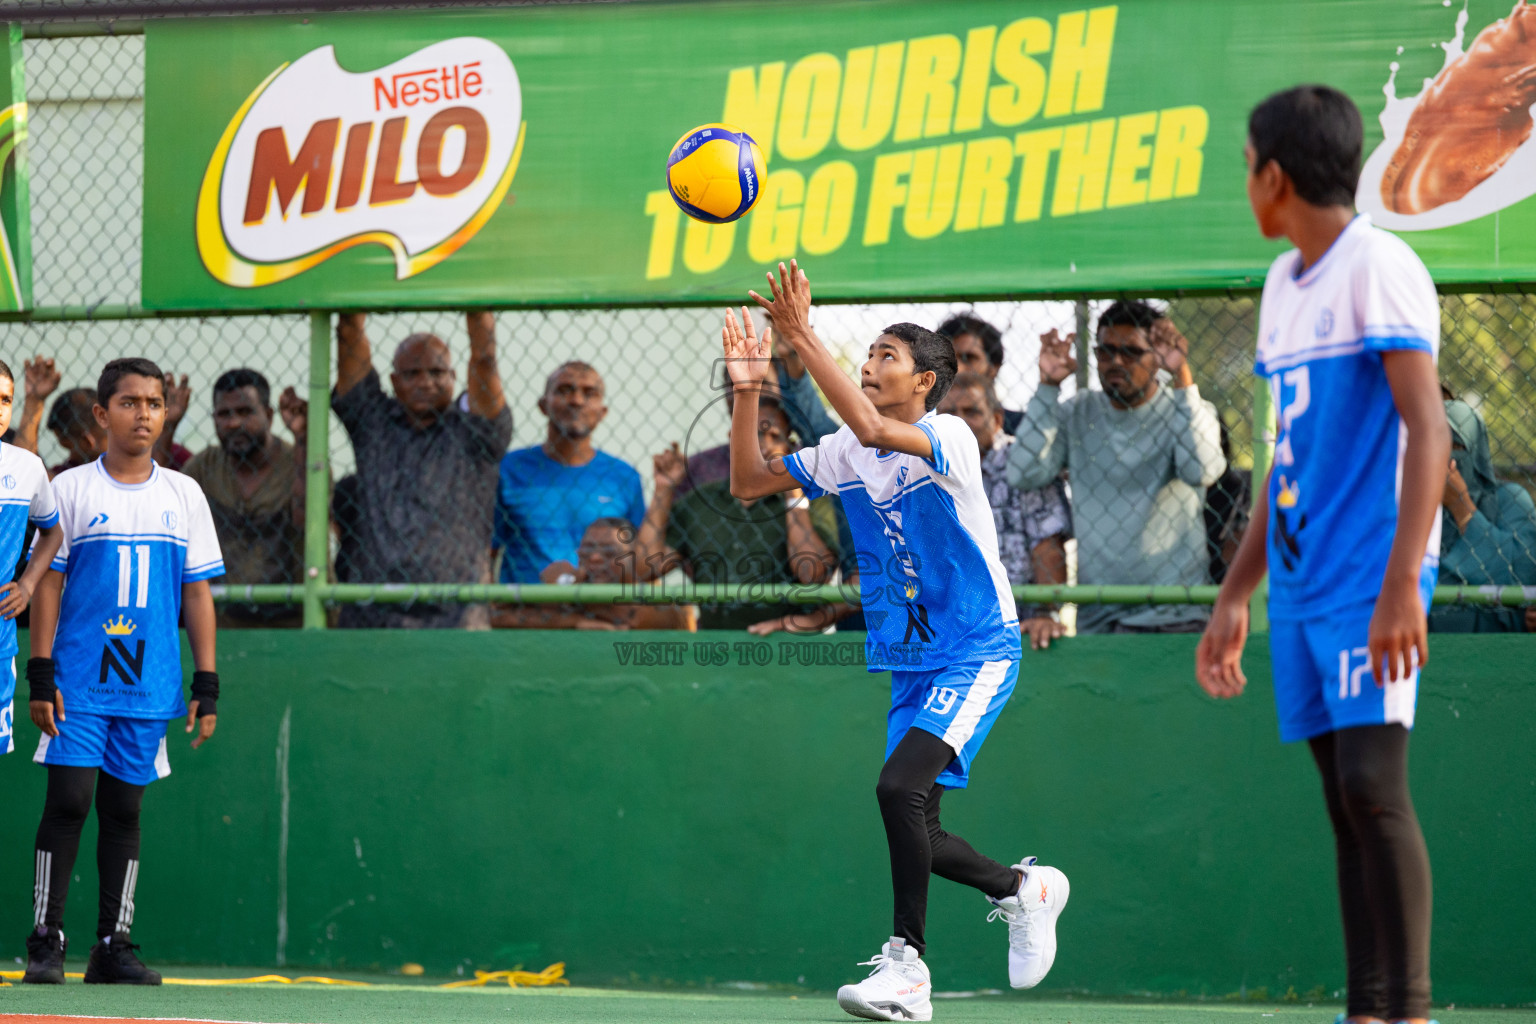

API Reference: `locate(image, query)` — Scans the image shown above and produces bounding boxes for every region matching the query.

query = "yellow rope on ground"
[438,963,568,988]
[0,964,568,988]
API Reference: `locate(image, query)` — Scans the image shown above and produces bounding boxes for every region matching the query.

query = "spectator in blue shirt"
[494,361,645,583]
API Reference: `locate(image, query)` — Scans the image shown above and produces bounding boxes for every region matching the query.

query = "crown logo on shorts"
[103,615,137,636]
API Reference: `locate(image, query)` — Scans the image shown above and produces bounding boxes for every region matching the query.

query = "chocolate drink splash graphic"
[1381,0,1536,215]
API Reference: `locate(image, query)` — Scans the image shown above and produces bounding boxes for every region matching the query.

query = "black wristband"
[190,670,219,718]
[26,657,55,703]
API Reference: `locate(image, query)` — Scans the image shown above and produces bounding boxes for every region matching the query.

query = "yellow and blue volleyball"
[666,123,766,224]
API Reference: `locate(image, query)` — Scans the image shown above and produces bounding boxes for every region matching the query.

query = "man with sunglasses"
[1007,301,1226,633]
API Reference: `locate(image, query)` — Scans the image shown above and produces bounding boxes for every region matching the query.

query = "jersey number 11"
[116,544,150,608]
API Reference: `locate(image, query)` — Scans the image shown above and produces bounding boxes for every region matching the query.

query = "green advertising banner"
[142,0,1536,310]
[0,24,31,312]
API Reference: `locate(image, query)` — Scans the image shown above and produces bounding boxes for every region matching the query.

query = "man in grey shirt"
[332,311,513,629]
[1008,300,1225,633]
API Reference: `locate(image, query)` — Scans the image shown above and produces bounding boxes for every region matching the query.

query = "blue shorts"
[1270,600,1423,744]
[886,659,1018,789]
[34,711,171,785]
[0,657,13,756]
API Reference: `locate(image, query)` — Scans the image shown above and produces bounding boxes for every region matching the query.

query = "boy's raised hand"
[722,307,774,390]
[749,259,812,339]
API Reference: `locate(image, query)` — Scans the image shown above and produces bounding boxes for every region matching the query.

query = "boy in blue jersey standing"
[728,262,1067,1022]
[0,359,65,755]
[1197,87,1449,1024]
[23,358,224,986]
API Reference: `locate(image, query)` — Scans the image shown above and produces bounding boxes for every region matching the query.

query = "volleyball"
[665,123,765,224]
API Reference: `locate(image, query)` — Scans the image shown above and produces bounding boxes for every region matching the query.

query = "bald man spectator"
[493,361,644,583]
[333,311,512,628]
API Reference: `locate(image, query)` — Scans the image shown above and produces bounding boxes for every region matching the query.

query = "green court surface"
[2,977,1535,1024]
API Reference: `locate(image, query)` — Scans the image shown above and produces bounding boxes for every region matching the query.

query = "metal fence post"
[1248,373,1275,634]
[1074,297,1090,390]
[303,310,330,630]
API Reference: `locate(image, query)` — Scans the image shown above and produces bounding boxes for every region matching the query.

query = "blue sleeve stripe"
[783,452,825,498]
[1362,334,1433,353]
[914,421,947,474]
[49,556,67,572]
[30,511,59,528]
[183,562,226,583]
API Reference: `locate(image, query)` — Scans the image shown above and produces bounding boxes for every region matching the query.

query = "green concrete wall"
[0,632,1531,1004]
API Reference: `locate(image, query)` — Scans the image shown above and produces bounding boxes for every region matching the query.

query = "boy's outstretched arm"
[749,261,933,459]
[182,579,219,749]
[1374,349,1450,686]
[724,309,800,501]
[1196,470,1270,698]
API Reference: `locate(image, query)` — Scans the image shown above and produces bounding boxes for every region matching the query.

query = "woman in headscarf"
[1431,399,1536,632]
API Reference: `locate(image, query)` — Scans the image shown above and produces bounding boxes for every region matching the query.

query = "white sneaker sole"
[1011,865,1070,989]
[836,984,934,1022]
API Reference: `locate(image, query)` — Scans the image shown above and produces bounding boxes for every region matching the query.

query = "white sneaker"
[986,856,1070,989]
[835,940,933,1021]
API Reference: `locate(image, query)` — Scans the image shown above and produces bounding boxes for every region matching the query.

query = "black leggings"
[876,728,1018,954]
[1309,725,1432,1020]
[32,765,147,941]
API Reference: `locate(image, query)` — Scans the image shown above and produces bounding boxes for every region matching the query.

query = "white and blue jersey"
[784,411,1021,671]
[0,442,58,754]
[47,458,223,719]
[1256,214,1440,741]
[1256,214,1441,618]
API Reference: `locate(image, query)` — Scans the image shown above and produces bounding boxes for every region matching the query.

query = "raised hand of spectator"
[1441,456,1476,531]
[279,386,308,442]
[14,355,61,453]
[1038,329,1078,386]
[653,442,687,492]
[163,373,191,429]
[24,356,60,403]
[335,312,373,396]
[1150,318,1193,385]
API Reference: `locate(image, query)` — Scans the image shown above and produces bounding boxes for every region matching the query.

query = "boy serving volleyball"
[724,261,1067,1022]
[1196,86,1448,1024]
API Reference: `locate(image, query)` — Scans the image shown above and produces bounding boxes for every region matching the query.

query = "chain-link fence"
[5,22,1534,633]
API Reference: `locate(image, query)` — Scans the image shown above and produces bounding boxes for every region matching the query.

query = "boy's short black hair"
[936,313,1004,369]
[1097,299,1164,335]
[0,360,12,385]
[47,387,97,436]
[97,358,165,405]
[1248,85,1363,207]
[213,367,271,408]
[882,322,956,410]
